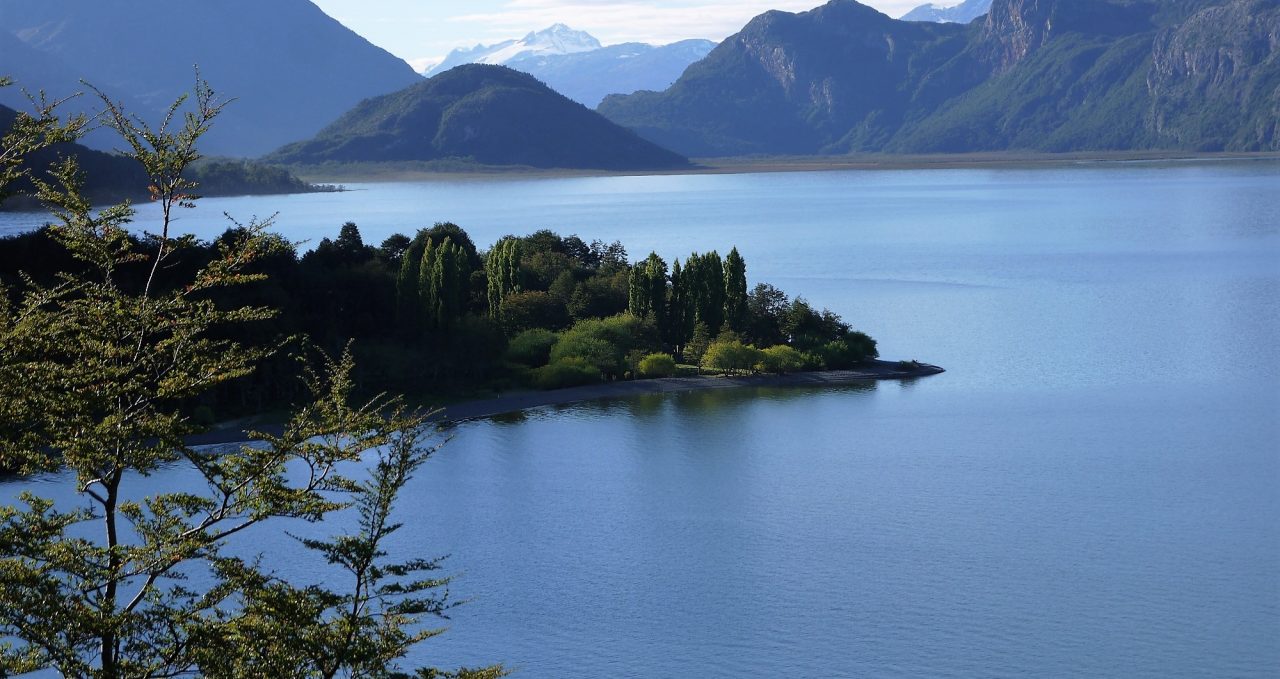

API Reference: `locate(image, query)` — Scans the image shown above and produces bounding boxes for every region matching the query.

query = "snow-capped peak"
[425,24,602,75]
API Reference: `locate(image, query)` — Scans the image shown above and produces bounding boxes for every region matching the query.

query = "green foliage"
[500,290,569,335]
[818,332,880,369]
[683,251,725,336]
[628,252,668,337]
[636,352,678,378]
[0,81,496,677]
[700,340,764,375]
[185,159,317,196]
[684,321,712,364]
[531,357,602,389]
[567,270,628,321]
[485,237,522,317]
[758,344,806,374]
[548,314,658,380]
[722,247,748,334]
[745,283,789,347]
[506,328,559,367]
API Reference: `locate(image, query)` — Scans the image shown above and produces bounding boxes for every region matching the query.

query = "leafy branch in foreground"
[0,76,501,677]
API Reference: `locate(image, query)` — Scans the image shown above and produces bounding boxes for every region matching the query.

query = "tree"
[627,252,667,335]
[420,237,470,330]
[397,236,427,334]
[684,251,725,336]
[745,283,789,347]
[723,247,748,334]
[0,79,498,678]
[500,290,569,335]
[485,237,522,317]
[667,258,691,351]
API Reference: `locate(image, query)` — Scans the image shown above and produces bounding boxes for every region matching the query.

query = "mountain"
[0,0,423,158]
[0,103,145,208]
[507,39,717,107]
[0,104,319,210]
[599,0,1280,156]
[901,0,993,23]
[424,26,716,107]
[425,25,603,76]
[265,65,689,171]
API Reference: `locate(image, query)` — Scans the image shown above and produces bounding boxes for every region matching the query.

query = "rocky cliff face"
[978,0,1156,72]
[600,0,1276,155]
[1149,0,1280,149]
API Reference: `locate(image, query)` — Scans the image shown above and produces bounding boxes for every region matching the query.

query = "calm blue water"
[5,161,1279,677]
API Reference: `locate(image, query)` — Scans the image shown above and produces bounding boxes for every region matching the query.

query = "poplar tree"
[685,251,725,336]
[627,252,668,337]
[485,237,522,317]
[723,247,748,334]
[397,236,427,333]
[418,233,438,318]
[668,258,690,353]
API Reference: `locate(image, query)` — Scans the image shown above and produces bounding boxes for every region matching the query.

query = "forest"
[0,220,878,422]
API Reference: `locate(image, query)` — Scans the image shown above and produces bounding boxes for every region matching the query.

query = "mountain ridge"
[0,0,424,157]
[265,65,689,171]
[599,0,1279,156]
[424,26,716,107]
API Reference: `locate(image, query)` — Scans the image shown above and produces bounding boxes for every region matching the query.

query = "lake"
[5,160,1280,677]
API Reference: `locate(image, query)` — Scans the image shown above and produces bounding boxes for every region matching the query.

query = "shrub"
[637,352,677,378]
[758,345,806,374]
[532,357,602,389]
[550,335,622,376]
[549,313,659,378]
[506,328,558,367]
[701,340,764,375]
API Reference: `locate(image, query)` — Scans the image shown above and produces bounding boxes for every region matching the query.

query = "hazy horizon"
[309,0,936,71]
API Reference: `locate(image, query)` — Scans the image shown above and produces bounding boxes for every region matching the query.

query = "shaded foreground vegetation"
[0,220,879,422]
[0,78,509,677]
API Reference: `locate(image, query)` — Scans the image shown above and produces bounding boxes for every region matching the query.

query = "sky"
[309,0,940,72]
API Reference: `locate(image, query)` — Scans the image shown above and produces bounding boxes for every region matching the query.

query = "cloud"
[448,0,925,46]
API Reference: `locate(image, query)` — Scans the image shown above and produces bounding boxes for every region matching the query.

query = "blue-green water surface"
[5,161,1278,677]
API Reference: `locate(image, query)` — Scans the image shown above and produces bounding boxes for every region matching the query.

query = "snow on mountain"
[425,24,602,76]
[900,0,992,23]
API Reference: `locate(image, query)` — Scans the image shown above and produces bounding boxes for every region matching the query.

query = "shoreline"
[290,151,1280,183]
[187,360,944,446]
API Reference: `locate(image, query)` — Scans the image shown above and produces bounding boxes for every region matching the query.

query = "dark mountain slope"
[599,2,969,156]
[1,105,319,210]
[0,0,423,157]
[266,65,688,170]
[600,0,1278,155]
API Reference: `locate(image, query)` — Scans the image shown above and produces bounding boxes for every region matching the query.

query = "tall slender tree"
[668,258,690,353]
[723,247,748,334]
[486,237,523,317]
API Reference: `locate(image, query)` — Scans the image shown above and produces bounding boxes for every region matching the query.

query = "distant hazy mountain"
[425,25,603,76]
[901,0,992,23]
[599,0,1280,156]
[0,0,423,158]
[424,26,716,107]
[508,40,717,107]
[266,65,688,171]
[0,104,316,210]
